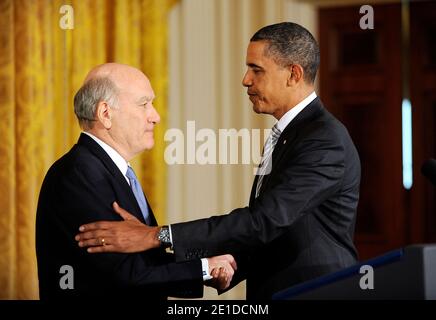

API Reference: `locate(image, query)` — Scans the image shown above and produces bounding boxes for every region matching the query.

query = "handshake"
[75,202,238,292]
[205,254,237,291]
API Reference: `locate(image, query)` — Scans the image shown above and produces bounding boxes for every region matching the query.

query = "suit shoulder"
[298,109,343,140]
[300,106,353,143]
[44,144,107,184]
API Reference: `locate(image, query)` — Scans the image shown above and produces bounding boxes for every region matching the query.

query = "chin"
[252,104,262,114]
[144,139,155,150]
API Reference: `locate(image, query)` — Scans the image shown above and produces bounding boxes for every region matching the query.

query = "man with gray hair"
[36,63,236,300]
[76,22,361,300]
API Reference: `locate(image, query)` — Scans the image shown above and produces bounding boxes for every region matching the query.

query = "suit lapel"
[249,174,259,206]
[145,198,158,226]
[77,133,151,224]
[251,98,324,199]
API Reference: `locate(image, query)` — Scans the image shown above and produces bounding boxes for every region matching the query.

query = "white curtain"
[167,0,317,300]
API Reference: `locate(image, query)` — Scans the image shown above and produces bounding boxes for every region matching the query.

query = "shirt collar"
[275,91,317,132]
[82,132,130,182]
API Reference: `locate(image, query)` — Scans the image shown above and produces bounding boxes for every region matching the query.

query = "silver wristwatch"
[157,226,171,248]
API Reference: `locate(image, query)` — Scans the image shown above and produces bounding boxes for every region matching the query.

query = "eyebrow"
[136,95,155,104]
[247,63,263,69]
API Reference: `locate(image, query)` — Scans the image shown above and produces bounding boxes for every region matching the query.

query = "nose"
[242,70,252,87]
[148,104,161,125]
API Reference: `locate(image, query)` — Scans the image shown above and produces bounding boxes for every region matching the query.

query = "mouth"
[248,92,259,104]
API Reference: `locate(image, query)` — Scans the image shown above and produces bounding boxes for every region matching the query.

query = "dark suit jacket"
[36,133,203,300]
[171,98,361,299]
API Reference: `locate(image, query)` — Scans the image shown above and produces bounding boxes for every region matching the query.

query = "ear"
[286,64,304,86]
[95,101,112,129]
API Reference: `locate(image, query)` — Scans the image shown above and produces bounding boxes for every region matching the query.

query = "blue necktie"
[126,166,151,225]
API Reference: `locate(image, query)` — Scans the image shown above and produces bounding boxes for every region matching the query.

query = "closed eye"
[247,63,263,74]
[136,103,148,110]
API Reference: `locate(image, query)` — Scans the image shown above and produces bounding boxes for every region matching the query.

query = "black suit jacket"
[171,98,361,299]
[36,133,203,300]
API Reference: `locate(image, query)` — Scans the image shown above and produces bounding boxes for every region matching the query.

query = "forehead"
[122,72,155,100]
[246,41,275,66]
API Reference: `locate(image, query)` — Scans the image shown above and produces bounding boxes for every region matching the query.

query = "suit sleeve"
[171,124,346,262]
[42,159,203,298]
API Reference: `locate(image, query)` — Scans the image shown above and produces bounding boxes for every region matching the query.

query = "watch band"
[157,226,171,248]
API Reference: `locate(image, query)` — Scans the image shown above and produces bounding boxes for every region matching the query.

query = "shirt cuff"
[168,225,211,281]
[168,224,174,248]
[201,258,213,281]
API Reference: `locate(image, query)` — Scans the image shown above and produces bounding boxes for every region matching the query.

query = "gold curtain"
[0,0,176,299]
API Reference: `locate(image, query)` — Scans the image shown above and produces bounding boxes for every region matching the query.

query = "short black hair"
[250,22,320,84]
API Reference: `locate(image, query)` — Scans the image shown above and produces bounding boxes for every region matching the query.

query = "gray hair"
[250,22,320,84]
[73,77,119,129]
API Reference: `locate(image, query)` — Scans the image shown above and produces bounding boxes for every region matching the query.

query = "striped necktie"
[126,166,151,225]
[255,124,282,198]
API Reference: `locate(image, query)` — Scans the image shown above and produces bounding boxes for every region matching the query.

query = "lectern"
[273,244,436,300]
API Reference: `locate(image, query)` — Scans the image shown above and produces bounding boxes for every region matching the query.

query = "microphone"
[421,159,436,186]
